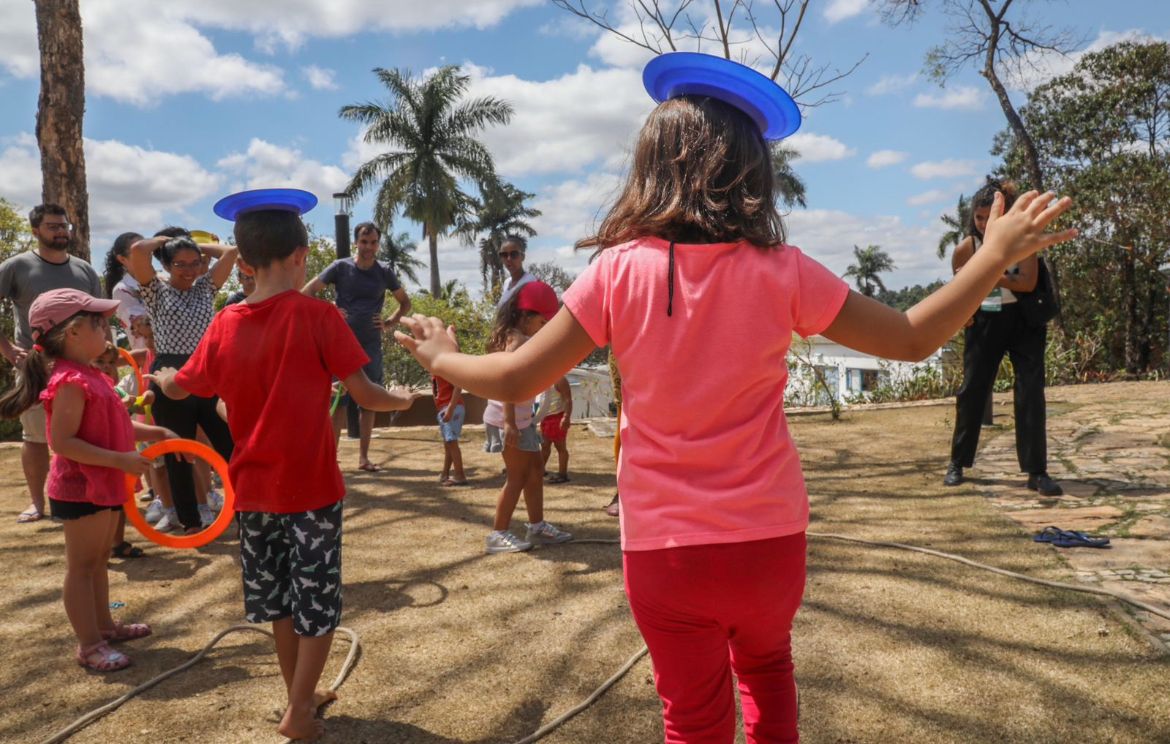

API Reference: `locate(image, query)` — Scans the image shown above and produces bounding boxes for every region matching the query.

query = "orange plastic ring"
[124,439,235,549]
[117,347,145,395]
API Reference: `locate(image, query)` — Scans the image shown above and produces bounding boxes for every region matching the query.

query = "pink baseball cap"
[29,289,119,341]
[516,280,559,321]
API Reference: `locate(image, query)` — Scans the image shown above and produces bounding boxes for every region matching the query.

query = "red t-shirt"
[432,375,455,410]
[175,290,368,513]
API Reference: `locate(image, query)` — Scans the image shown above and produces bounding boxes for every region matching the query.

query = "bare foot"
[313,688,338,713]
[277,705,324,741]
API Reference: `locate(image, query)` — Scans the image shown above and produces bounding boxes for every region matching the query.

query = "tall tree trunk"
[34,0,89,261]
[1123,245,1139,375]
[427,227,441,297]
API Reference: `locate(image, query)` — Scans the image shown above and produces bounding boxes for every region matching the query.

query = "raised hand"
[394,315,459,372]
[982,190,1078,265]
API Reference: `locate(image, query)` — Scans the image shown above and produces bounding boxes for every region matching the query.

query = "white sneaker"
[206,490,224,512]
[154,509,180,533]
[144,498,165,524]
[199,505,216,528]
[525,521,573,545]
[485,530,532,554]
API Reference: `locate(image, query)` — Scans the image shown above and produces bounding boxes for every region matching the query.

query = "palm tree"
[937,193,971,259]
[340,66,513,296]
[454,181,540,294]
[377,230,426,288]
[843,244,896,297]
[770,144,807,209]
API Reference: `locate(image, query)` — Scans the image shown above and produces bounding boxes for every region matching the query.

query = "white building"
[785,334,947,407]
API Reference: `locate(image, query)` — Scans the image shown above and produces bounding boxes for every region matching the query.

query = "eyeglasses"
[499,251,522,260]
[170,260,203,271]
[41,222,72,232]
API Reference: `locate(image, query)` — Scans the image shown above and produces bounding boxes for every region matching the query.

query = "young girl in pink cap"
[0,288,180,672]
[398,54,1076,741]
[481,280,573,554]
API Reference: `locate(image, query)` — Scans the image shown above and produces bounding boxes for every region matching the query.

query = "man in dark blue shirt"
[303,221,411,471]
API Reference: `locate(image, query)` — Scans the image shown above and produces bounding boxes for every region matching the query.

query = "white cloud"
[824,0,869,24]
[910,159,978,180]
[302,65,338,91]
[1009,28,1169,92]
[907,189,952,206]
[531,172,625,244]
[913,85,986,111]
[866,150,908,169]
[865,72,918,96]
[0,133,220,245]
[343,64,652,179]
[0,0,542,104]
[787,133,855,162]
[217,139,350,206]
[787,208,948,287]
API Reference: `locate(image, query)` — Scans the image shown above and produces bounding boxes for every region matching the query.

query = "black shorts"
[49,498,120,521]
[237,501,343,637]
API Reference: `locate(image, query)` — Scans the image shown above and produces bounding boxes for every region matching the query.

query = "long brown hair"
[578,95,786,253]
[0,313,103,419]
[487,292,529,353]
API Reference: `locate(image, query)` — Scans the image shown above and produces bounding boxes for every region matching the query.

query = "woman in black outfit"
[943,179,1062,496]
[129,228,239,533]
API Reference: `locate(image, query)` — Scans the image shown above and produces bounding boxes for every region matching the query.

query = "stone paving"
[967,381,1170,646]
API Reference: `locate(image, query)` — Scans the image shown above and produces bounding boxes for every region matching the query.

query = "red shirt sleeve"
[790,247,851,338]
[562,251,612,348]
[174,315,222,398]
[320,303,370,380]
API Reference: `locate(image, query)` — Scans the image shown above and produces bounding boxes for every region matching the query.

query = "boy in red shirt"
[432,370,467,486]
[154,196,419,741]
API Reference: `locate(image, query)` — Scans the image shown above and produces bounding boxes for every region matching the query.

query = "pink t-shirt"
[41,359,135,506]
[563,236,850,551]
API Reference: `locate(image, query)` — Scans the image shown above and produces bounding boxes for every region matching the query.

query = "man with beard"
[303,221,411,472]
[0,204,103,523]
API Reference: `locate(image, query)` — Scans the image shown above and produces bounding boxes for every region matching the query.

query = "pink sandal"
[102,621,152,642]
[76,641,131,672]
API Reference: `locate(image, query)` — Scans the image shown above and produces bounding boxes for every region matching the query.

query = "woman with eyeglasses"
[128,227,238,535]
[495,236,536,309]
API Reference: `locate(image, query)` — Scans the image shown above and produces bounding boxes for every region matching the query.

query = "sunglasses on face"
[499,251,522,260]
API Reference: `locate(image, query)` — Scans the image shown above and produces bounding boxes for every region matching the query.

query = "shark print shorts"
[237,501,343,637]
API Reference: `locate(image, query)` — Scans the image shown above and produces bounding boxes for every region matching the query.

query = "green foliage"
[769,144,807,209]
[843,244,895,297]
[996,41,1170,375]
[382,289,496,388]
[340,65,513,296]
[527,261,576,293]
[0,198,30,438]
[937,193,970,259]
[378,231,425,288]
[876,280,946,311]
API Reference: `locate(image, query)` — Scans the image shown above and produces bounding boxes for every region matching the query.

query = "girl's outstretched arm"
[396,309,596,404]
[822,191,1077,362]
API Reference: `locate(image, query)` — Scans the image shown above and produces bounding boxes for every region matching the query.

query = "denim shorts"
[484,422,541,453]
[437,404,465,443]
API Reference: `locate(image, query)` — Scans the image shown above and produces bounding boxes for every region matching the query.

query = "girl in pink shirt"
[398,57,1075,743]
[0,289,180,673]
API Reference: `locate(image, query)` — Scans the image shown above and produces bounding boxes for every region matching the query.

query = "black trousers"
[950,304,1048,474]
[151,353,234,529]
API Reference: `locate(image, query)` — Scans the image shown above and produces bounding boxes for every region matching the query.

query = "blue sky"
[0,0,1166,293]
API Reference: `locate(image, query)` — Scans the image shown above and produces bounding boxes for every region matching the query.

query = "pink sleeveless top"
[41,359,135,506]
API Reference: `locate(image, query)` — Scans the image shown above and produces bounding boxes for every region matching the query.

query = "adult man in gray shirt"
[0,204,103,523]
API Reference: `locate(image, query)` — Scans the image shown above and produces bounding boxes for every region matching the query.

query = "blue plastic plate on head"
[642,52,801,140]
[212,188,318,221]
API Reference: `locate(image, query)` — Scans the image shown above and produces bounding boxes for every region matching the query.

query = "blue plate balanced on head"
[213,188,318,221]
[642,52,801,141]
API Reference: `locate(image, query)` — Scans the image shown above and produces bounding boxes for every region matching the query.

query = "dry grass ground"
[2,384,1168,743]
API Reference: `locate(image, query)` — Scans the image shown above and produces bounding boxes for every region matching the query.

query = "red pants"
[624,533,807,743]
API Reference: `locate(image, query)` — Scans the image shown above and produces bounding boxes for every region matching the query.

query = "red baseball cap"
[29,289,119,341]
[516,280,559,321]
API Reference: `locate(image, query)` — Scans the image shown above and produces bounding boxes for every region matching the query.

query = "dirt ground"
[3,383,1168,744]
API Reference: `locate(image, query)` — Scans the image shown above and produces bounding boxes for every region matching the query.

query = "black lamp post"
[333,192,361,437]
[333,192,352,259]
